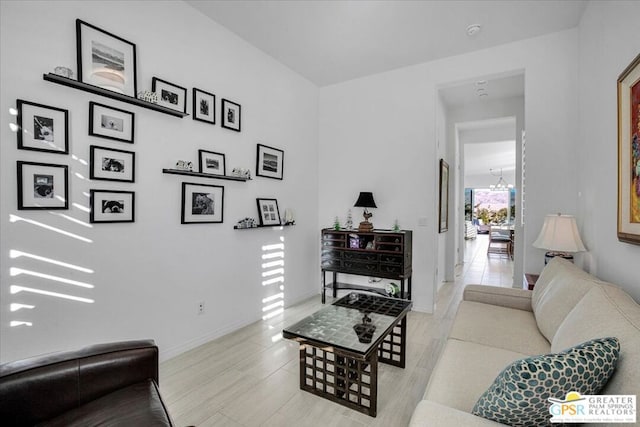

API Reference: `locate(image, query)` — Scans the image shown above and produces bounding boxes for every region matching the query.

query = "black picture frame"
[76,19,137,97]
[153,77,187,113]
[17,161,69,210]
[90,145,135,182]
[198,150,226,176]
[256,198,281,226]
[193,88,216,124]
[256,143,284,180]
[89,101,135,143]
[90,189,135,223]
[17,99,69,154]
[439,159,449,233]
[181,182,224,224]
[221,98,241,132]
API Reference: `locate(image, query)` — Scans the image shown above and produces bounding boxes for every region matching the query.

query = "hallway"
[459,234,515,288]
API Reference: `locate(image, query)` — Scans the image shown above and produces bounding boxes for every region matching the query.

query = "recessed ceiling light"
[466,24,482,37]
[475,80,488,86]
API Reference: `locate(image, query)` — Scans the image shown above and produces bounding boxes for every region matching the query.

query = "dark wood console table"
[321,229,412,303]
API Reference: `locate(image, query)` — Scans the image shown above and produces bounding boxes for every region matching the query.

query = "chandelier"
[489,168,513,191]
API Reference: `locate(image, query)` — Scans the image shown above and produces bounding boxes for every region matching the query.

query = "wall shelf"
[162,169,249,181]
[234,224,295,230]
[43,73,188,118]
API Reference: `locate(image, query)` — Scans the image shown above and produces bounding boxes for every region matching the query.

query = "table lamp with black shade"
[354,192,377,232]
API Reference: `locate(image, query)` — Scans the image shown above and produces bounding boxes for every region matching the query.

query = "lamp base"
[358,221,374,232]
[544,252,574,265]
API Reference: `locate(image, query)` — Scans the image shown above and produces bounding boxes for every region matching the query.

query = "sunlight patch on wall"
[10,285,94,304]
[10,303,35,312]
[261,236,285,321]
[10,250,94,273]
[10,214,92,243]
[10,268,94,289]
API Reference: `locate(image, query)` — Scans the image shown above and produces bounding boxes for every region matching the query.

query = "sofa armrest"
[463,285,533,312]
[410,400,505,426]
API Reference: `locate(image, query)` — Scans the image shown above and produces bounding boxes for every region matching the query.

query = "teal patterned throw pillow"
[472,337,620,427]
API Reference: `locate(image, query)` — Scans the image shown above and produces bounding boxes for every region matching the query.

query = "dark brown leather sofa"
[0,340,174,426]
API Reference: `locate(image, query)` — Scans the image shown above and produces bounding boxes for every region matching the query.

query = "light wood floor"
[159,235,512,426]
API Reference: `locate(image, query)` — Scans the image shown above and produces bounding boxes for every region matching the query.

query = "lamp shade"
[354,192,377,208]
[533,214,586,253]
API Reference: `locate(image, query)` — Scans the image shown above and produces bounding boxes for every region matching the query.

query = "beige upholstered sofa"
[409,258,640,426]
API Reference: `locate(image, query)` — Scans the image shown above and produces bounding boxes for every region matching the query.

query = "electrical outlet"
[198,301,205,315]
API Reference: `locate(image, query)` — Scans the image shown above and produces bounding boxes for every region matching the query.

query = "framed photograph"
[89,102,134,143]
[181,182,224,224]
[90,145,135,182]
[256,144,284,180]
[153,77,187,113]
[439,159,449,233]
[617,53,640,245]
[221,98,241,132]
[17,99,68,154]
[90,190,134,223]
[17,161,68,210]
[198,150,226,176]
[256,198,281,226]
[193,88,216,124]
[76,19,137,97]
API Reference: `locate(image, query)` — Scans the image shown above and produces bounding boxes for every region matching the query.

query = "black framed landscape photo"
[256,198,281,226]
[193,88,216,124]
[90,145,135,182]
[256,144,284,180]
[17,161,68,210]
[89,101,134,143]
[17,99,68,154]
[153,77,187,113]
[181,182,224,224]
[76,19,137,97]
[439,159,449,233]
[198,150,226,176]
[90,189,134,223]
[221,98,241,132]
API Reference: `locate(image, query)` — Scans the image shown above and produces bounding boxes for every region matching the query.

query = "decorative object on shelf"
[256,198,281,226]
[617,53,640,245]
[345,209,353,230]
[174,160,193,171]
[385,282,400,297]
[284,209,295,225]
[136,90,158,104]
[256,144,284,180]
[53,66,73,79]
[392,219,401,232]
[181,182,224,224]
[89,101,134,144]
[152,77,187,113]
[76,19,137,97]
[439,159,449,233]
[192,88,216,124]
[198,150,225,176]
[533,213,586,264]
[90,145,135,182]
[231,167,251,179]
[354,191,377,232]
[489,168,513,191]
[90,190,134,223]
[235,217,257,229]
[221,98,241,132]
[333,216,341,230]
[16,99,68,154]
[17,161,68,210]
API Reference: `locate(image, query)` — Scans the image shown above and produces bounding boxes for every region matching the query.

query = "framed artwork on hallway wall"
[439,159,449,233]
[17,161,68,210]
[617,53,640,245]
[90,190,135,223]
[16,99,69,154]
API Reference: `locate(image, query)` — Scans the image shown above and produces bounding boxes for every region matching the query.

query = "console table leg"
[321,270,326,304]
[332,272,338,298]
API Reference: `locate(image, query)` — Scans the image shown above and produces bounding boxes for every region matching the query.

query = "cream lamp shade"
[533,213,586,263]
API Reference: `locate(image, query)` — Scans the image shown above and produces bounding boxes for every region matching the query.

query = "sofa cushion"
[552,284,640,396]
[424,339,529,412]
[410,401,505,426]
[450,301,550,355]
[531,258,601,342]
[471,337,620,427]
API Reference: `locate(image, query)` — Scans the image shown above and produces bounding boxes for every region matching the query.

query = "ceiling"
[185,0,587,87]
[440,73,524,109]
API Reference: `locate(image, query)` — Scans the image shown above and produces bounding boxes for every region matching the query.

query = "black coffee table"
[282,293,412,417]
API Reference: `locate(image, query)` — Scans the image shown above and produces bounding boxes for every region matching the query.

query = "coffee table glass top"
[283,293,412,356]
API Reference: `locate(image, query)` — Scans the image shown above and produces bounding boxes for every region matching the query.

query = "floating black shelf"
[43,73,188,118]
[162,168,249,181]
[234,224,295,230]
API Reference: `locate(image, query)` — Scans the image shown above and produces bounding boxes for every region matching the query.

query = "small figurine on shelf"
[345,209,353,230]
[53,66,74,79]
[175,160,193,171]
[284,209,295,225]
[231,168,251,179]
[392,219,401,232]
[235,217,257,229]
[385,282,400,297]
[137,90,158,104]
[333,217,341,230]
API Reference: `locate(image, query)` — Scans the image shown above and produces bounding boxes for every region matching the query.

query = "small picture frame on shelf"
[221,98,241,132]
[17,99,69,154]
[256,143,284,180]
[256,198,281,226]
[17,161,68,210]
[90,145,135,182]
[181,182,224,224]
[153,77,187,113]
[89,101,135,143]
[198,150,226,176]
[90,189,135,223]
[193,88,216,124]
[76,19,137,97]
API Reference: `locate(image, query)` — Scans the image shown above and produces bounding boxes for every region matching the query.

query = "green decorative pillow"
[472,337,619,427]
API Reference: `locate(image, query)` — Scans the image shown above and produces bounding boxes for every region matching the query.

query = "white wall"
[0,1,319,362]
[577,0,640,301]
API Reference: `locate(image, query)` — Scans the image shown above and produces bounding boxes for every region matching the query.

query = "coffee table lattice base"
[379,318,406,367]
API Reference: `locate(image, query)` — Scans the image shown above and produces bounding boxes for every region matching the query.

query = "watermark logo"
[549,392,636,423]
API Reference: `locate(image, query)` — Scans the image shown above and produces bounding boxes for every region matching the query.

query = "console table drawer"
[343,251,378,262]
[321,258,342,269]
[379,254,403,264]
[343,261,378,274]
[379,264,402,275]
